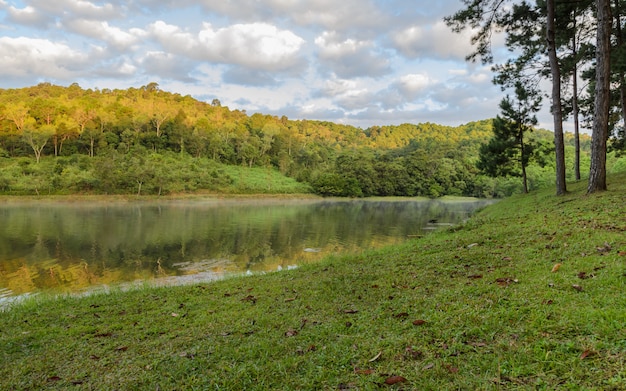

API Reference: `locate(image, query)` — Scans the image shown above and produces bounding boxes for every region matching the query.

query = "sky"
[0,0,565,130]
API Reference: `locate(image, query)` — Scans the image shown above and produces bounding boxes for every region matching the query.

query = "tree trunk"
[615,0,626,131]
[546,0,567,195]
[572,22,581,181]
[588,0,612,193]
[519,127,529,194]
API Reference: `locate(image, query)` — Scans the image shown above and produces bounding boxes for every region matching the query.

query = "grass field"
[1,173,625,390]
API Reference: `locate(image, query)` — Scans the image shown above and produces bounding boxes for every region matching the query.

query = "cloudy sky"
[0,0,562,130]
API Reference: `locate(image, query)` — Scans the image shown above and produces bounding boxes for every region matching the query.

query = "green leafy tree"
[478,82,541,193]
[23,124,55,163]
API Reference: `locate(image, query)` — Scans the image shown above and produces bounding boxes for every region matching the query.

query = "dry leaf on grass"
[384,375,407,385]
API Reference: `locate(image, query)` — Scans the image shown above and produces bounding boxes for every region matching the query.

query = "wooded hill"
[0,83,600,198]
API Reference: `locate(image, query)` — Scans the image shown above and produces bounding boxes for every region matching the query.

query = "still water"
[0,198,491,299]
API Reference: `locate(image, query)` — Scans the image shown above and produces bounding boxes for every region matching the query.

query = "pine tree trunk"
[546,0,567,195]
[616,0,626,133]
[588,0,612,193]
[572,24,581,181]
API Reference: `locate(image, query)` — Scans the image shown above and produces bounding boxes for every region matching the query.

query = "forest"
[0,82,613,198]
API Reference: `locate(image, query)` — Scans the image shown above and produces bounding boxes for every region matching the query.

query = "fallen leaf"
[241,295,257,303]
[343,309,358,314]
[354,368,375,375]
[597,243,612,253]
[423,363,434,370]
[551,263,562,273]
[285,329,298,337]
[405,346,423,359]
[572,284,583,292]
[412,319,427,326]
[384,376,407,385]
[580,350,595,359]
[496,277,517,286]
[284,297,297,302]
[369,351,383,362]
[394,312,409,319]
[467,243,479,249]
[89,355,100,360]
[47,376,62,382]
[578,271,591,279]
[171,313,179,317]
[619,251,626,256]
[446,365,459,373]
[468,274,483,279]
[115,346,128,352]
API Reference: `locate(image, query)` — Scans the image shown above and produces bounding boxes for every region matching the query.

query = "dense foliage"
[0,83,605,198]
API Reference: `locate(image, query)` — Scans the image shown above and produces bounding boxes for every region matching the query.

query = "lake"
[0,198,492,300]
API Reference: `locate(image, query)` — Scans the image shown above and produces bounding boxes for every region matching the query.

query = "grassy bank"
[1,174,625,390]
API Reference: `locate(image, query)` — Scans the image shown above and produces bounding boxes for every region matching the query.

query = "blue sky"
[0,0,565,130]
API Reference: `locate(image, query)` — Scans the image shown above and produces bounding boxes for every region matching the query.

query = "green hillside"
[0,83,612,198]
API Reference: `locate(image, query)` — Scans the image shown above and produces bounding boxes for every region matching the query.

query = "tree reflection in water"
[0,198,493,298]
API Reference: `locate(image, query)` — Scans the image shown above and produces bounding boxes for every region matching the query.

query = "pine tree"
[478,82,541,193]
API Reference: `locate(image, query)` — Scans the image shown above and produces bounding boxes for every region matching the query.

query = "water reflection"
[0,198,492,298]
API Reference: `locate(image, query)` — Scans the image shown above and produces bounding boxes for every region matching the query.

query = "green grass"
[219,164,312,194]
[1,174,625,390]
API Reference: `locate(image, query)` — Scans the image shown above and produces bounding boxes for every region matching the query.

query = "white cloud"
[3,0,120,28]
[392,20,477,61]
[65,19,144,50]
[315,31,390,78]
[148,21,305,72]
[192,0,387,34]
[198,22,305,70]
[140,51,196,82]
[396,73,431,97]
[33,0,118,19]
[0,37,89,79]
[291,0,387,32]
[319,78,358,97]
[4,4,48,26]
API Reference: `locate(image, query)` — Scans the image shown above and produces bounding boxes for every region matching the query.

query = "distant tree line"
[0,83,601,198]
